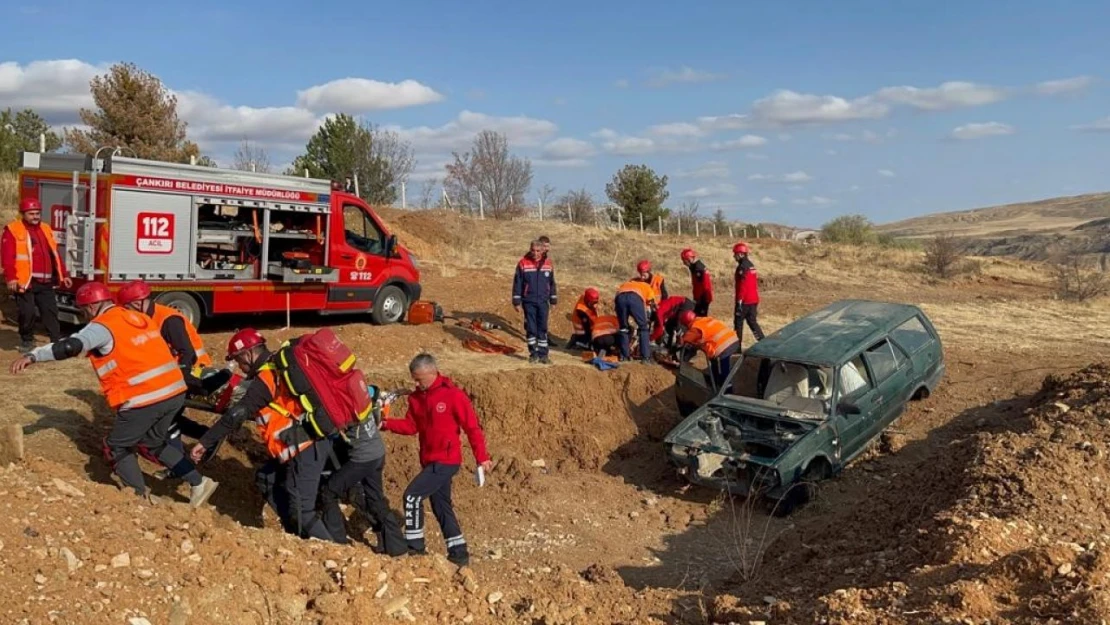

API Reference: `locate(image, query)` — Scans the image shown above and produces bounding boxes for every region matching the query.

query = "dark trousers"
[319,455,406,555]
[256,438,336,542]
[734,302,765,344]
[615,292,650,361]
[103,393,200,495]
[403,462,467,558]
[16,281,61,343]
[591,334,618,356]
[694,298,710,317]
[522,301,550,357]
[709,343,740,388]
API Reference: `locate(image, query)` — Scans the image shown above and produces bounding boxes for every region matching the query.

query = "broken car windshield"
[723,356,833,415]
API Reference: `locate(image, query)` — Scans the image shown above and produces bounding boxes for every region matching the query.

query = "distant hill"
[879,192,1110,263]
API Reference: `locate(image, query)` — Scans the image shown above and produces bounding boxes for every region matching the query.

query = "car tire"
[771,459,831,517]
[371,285,407,325]
[155,292,203,329]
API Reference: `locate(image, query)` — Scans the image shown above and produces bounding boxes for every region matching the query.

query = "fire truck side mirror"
[385,234,397,257]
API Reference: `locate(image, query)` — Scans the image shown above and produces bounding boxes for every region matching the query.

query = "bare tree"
[555,188,593,224]
[1053,254,1108,302]
[922,232,964,278]
[369,125,416,198]
[538,183,556,218]
[418,178,438,209]
[231,139,272,173]
[676,200,700,233]
[443,130,533,219]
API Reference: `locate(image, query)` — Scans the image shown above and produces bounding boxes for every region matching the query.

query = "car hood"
[664,397,821,464]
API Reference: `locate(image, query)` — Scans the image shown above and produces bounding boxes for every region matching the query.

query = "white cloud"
[747,174,769,181]
[0,59,107,123]
[645,66,725,88]
[874,81,1008,111]
[749,171,813,183]
[390,110,558,152]
[745,152,769,161]
[176,91,321,146]
[695,113,751,132]
[1035,75,1095,96]
[878,169,896,178]
[1071,116,1110,132]
[676,161,730,179]
[408,159,452,182]
[823,129,891,144]
[759,196,778,206]
[792,196,834,206]
[710,134,768,151]
[535,137,596,167]
[683,183,738,198]
[750,89,889,125]
[949,121,1015,140]
[294,77,443,113]
[648,122,705,137]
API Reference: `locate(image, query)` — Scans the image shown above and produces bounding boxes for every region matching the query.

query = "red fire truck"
[17,151,422,329]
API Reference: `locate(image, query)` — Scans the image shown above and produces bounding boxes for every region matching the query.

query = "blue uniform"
[512,255,557,358]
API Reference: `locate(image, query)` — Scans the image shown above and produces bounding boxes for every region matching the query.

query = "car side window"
[862,339,901,383]
[838,355,872,399]
[342,204,385,255]
[891,316,932,354]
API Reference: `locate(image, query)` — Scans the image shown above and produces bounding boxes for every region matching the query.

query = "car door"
[328,202,389,307]
[833,354,880,462]
[675,360,714,417]
[861,338,914,436]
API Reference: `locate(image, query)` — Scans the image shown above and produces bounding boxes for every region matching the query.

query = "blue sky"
[2,0,1109,227]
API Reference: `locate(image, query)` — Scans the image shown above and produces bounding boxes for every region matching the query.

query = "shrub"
[922,233,965,278]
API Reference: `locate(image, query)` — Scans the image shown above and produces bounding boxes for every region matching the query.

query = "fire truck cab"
[17,150,422,329]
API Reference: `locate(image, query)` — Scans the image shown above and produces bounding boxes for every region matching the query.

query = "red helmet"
[75,282,113,307]
[680,248,696,262]
[19,198,42,213]
[679,310,697,327]
[584,287,600,305]
[733,242,750,255]
[226,328,265,361]
[636,260,651,274]
[116,280,152,306]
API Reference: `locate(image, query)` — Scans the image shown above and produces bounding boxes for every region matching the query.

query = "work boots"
[189,477,220,508]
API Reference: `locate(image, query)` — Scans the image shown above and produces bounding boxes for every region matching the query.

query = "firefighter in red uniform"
[568,288,620,355]
[678,310,741,387]
[116,280,230,476]
[190,329,338,542]
[380,352,491,566]
[681,248,713,316]
[733,242,765,345]
[2,198,71,352]
[652,295,696,355]
[8,282,219,507]
[634,260,668,301]
[512,240,557,364]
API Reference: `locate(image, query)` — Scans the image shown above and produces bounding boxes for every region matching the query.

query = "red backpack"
[271,328,374,440]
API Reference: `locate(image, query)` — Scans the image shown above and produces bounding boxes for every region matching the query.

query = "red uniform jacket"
[382,375,491,467]
[652,296,694,342]
[689,260,712,306]
[734,258,760,305]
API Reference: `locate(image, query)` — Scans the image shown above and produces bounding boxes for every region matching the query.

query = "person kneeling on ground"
[677,310,741,388]
[190,329,337,542]
[317,387,407,556]
[380,353,492,566]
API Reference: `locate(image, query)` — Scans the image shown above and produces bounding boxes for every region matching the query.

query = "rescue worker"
[678,310,741,387]
[511,240,557,364]
[189,329,337,542]
[568,288,619,356]
[317,386,407,556]
[681,248,713,316]
[634,260,668,301]
[2,198,71,353]
[652,295,696,355]
[614,278,658,363]
[380,353,491,567]
[733,242,765,344]
[115,280,227,475]
[8,282,219,506]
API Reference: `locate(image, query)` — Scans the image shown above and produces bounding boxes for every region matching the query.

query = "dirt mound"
[711,363,1110,624]
[379,208,474,260]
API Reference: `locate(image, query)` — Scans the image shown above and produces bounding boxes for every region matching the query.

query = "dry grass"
[0,171,17,222]
[880,192,1110,238]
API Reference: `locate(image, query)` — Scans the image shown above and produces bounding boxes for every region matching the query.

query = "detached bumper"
[667,443,780,497]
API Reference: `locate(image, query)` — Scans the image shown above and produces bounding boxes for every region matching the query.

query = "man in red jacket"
[681,248,713,316]
[733,242,765,345]
[381,352,492,567]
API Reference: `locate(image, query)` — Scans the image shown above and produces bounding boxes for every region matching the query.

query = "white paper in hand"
[475,465,486,487]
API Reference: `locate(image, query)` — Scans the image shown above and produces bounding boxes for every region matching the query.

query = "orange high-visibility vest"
[616,280,657,308]
[5,220,63,291]
[149,303,213,369]
[255,365,316,463]
[571,296,598,335]
[647,273,665,300]
[682,316,739,359]
[86,306,188,410]
[591,315,619,337]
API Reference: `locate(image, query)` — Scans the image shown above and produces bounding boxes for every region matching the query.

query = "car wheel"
[371,285,407,325]
[771,459,831,517]
[155,292,203,329]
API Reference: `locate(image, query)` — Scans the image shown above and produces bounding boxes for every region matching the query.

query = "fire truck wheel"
[155,292,203,329]
[370,285,407,325]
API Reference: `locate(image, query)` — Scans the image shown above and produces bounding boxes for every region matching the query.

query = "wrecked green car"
[664,299,944,513]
